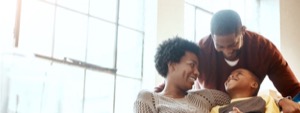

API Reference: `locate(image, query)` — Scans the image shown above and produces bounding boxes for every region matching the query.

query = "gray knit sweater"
[134,89,230,113]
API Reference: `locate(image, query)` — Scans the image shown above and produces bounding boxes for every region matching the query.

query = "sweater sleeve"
[210,89,231,106]
[133,90,156,113]
[263,40,300,97]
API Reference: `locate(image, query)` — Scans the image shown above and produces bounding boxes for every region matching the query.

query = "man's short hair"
[211,10,242,35]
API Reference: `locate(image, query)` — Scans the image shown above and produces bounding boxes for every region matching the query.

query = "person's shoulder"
[136,90,153,100]
[245,30,263,37]
[134,90,157,112]
[198,35,213,48]
[244,30,271,43]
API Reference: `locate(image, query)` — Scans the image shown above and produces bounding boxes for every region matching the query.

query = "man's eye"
[230,42,239,48]
[189,63,195,67]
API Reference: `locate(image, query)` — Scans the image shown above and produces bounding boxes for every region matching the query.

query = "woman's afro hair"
[154,36,200,77]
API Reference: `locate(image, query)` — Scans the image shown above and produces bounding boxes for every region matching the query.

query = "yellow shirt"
[210,95,280,113]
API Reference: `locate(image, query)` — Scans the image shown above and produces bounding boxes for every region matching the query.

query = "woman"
[134,37,230,113]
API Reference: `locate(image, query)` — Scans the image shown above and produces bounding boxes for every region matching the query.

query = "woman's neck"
[160,82,187,98]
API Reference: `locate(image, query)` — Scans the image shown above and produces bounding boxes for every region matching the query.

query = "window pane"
[1,51,47,113]
[184,3,196,41]
[57,0,89,13]
[19,1,55,56]
[86,18,116,68]
[7,75,44,113]
[195,10,212,41]
[84,70,114,113]
[0,0,16,49]
[89,0,117,22]
[117,27,143,78]
[115,76,141,113]
[54,7,88,61]
[44,0,55,3]
[41,63,84,113]
[119,0,144,30]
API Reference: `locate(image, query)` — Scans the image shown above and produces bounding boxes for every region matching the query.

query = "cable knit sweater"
[134,89,230,113]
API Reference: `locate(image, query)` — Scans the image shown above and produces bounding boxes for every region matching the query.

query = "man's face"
[213,33,243,61]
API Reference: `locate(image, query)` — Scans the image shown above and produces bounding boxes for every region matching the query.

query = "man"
[155,9,300,112]
[197,9,300,112]
[211,68,280,113]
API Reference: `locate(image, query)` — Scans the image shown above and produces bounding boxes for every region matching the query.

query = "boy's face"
[224,68,257,92]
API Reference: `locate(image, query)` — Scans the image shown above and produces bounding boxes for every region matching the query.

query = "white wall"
[280,0,300,80]
[156,0,185,85]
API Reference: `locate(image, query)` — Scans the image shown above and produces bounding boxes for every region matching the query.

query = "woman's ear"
[168,62,176,72]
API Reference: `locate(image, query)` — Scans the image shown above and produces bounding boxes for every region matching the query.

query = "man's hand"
[154,82,165,93]
[279,98,300,113]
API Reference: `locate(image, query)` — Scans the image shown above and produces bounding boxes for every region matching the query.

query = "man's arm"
[154,82,165,93]
[269,84,300,113]
[263,40,300,97]
[278,98,300,113]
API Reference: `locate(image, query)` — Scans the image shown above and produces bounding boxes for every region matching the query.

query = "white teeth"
[189,77,196,81]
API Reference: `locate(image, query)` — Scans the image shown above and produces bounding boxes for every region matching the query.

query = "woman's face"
[170,51,199,91]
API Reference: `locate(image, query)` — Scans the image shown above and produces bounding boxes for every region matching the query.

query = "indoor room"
[0,0,300,113]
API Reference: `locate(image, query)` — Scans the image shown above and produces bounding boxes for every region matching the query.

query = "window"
[84,70,114,113]
[0,0,17,49]
[117,26,143,78]
[86,17,116,68]
[3,0,146,113]
[184,2,213,42]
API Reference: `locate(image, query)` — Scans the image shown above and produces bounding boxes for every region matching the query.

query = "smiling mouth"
[227,77,238,82]
[225,50,241,60]
[189,77,196,81]
[188,75,197,82]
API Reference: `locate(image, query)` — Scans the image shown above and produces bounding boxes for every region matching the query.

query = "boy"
[211,68,280,113]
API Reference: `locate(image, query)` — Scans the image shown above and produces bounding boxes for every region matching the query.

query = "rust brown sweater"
[198,30,300,97]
